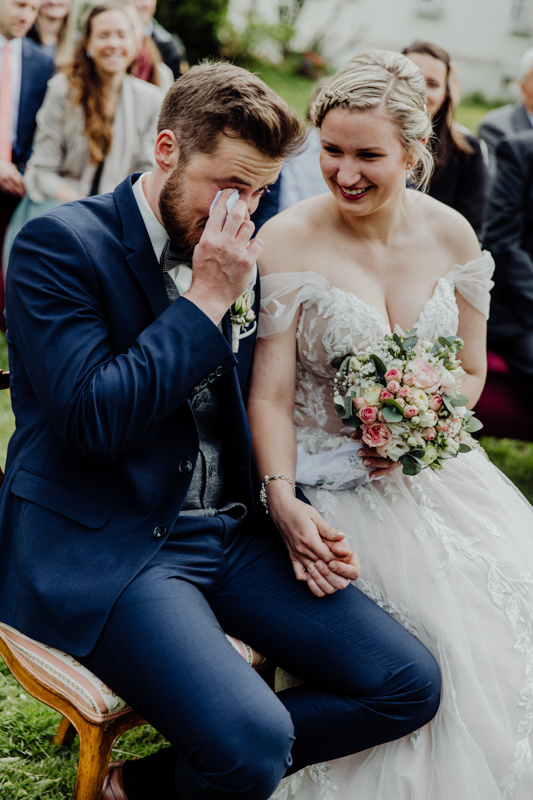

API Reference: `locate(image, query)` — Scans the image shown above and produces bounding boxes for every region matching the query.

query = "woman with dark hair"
[3,2,163,268]
[402,40,486,238]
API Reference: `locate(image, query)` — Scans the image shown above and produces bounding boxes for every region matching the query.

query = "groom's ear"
[154,130,180,173]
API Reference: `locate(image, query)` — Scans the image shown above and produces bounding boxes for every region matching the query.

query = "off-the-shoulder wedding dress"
[260,254,533,799]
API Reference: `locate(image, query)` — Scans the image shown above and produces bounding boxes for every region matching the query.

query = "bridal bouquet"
[332,327,483,476]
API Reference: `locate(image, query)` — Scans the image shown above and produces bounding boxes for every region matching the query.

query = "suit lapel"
[114,175,169,319]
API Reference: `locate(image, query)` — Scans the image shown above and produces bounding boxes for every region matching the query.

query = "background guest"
[403,40,486,239]
[0,0,54,328]
[135,0,186,78]
[26,0,73,66]
[479,47,533,177]
[483,129,533,391]
[124,0,173,91]
[4,1,162,267]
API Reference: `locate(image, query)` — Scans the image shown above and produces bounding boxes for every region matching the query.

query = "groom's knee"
[191,697,295,798]
[398,643,442,728]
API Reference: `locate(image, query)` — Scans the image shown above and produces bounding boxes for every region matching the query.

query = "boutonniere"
[230,289,256,353]
[230,264,258,353]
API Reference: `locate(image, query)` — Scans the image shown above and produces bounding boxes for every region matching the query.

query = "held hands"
[268,489,360,597]
[185,189,261,325]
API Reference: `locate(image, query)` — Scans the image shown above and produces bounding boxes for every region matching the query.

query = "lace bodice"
[259,254,494,436]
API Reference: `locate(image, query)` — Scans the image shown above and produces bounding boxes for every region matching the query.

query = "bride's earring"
[406,163,414,181]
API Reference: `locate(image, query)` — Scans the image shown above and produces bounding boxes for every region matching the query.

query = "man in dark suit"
[484,129,533,388]
[0,63,440,800]
[479,47,533,177]
[0,0,54,326]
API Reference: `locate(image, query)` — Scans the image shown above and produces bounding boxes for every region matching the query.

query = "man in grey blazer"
[479,47,533,176]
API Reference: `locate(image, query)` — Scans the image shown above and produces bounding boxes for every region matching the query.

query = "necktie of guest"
[0,42,12,163]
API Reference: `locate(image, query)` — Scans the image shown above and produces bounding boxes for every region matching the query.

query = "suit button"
[153,525,167,538]
[215,366,223,377]
[179,460,193,474]
[207,373,216,383]
[199,379,208,389]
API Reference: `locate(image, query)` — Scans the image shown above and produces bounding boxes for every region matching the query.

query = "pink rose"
[436,420,449,433]
[386,380,400,394]
[362,422,391,449]
[385,367,402,381]
[378,409,386,422]
[359,404,378,424]
[423,427,436,441]
[395,397,405,407]
[398,385,410,398]
[380,389,394,401]
[429,395,443,411]
[404,373,416,386]
[353,397,366,409]
[409,357,441,392]
[403,405,419,418]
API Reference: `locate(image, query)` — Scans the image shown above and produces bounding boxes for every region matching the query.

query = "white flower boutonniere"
[230,289,256,353]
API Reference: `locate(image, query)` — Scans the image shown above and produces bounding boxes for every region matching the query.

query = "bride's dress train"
[260,254,533,799]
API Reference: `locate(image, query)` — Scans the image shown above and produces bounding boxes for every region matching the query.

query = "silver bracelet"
[259,473,296,514]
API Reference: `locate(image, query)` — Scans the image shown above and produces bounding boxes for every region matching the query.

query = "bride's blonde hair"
[312,50,434,190]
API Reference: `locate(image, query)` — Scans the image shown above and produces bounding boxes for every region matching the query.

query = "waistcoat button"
[179,460,193,474]
[153,525,167,538]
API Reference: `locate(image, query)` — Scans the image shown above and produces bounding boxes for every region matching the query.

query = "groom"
[0,63,440,800]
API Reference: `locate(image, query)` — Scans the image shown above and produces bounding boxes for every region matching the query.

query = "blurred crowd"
[0,0,187,319]
[1,2,533,407]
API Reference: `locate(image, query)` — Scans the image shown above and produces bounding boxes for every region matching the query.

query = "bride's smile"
[319,106,414,218]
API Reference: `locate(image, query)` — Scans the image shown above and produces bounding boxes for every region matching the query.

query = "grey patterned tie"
[160,239,191,303]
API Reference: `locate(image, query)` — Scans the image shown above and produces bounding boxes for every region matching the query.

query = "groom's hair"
[157,61,306,162]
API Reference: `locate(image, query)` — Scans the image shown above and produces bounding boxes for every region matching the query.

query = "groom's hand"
[185,189,262,325]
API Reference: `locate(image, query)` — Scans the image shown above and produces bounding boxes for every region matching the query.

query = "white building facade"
[228,0,533,101]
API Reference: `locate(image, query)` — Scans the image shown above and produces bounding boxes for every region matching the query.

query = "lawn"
[0,65,531,798]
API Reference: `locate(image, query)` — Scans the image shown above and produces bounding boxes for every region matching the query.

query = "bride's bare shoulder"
[408,190,482,266]
[257,195,333,275]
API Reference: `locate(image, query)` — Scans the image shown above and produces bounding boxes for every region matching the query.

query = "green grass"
[0,67,526,799]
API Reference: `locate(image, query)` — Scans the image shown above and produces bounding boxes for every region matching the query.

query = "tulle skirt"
[272,449,533,799]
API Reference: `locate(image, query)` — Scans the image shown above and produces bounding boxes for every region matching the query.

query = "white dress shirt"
[0,35,22,148]
[132,172,193,295]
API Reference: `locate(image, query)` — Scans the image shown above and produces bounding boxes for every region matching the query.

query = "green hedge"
[155,0,229,66]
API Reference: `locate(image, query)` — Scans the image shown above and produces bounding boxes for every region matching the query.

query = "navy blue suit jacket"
[11,38,54,173]
[0,175,261,655]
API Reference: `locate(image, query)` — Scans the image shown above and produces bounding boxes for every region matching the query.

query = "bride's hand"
[352,429,401,479]
[268,491,360,597]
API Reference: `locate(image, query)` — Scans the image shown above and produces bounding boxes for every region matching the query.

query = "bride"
[248,50,533,799]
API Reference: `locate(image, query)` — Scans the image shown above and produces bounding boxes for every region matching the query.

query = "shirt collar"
[132,172,168,262]
[0,35,22,54]
[526,107,533,129]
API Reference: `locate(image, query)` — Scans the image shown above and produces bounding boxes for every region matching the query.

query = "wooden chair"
[0,369,274,800]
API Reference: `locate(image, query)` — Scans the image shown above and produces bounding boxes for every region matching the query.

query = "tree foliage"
[155,0,229,66]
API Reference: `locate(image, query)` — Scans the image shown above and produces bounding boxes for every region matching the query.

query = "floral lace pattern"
[268,255,533,799]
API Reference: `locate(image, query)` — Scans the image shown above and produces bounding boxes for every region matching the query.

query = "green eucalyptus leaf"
[465,416,483,433]
[441,394,456,415]
[369,354,387,381]
[451,394,468,406]
[384,398,405,413]
[438,336,450,348]
[458,443,472,453]
[382,406,403,423]
[399,454,422,476]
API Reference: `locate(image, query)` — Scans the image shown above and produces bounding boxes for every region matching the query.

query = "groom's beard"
[158,162,198,262]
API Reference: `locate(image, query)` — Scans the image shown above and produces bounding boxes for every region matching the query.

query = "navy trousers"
[78,514,441,799]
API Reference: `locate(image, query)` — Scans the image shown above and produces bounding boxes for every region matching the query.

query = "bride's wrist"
[259,473,297,515]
